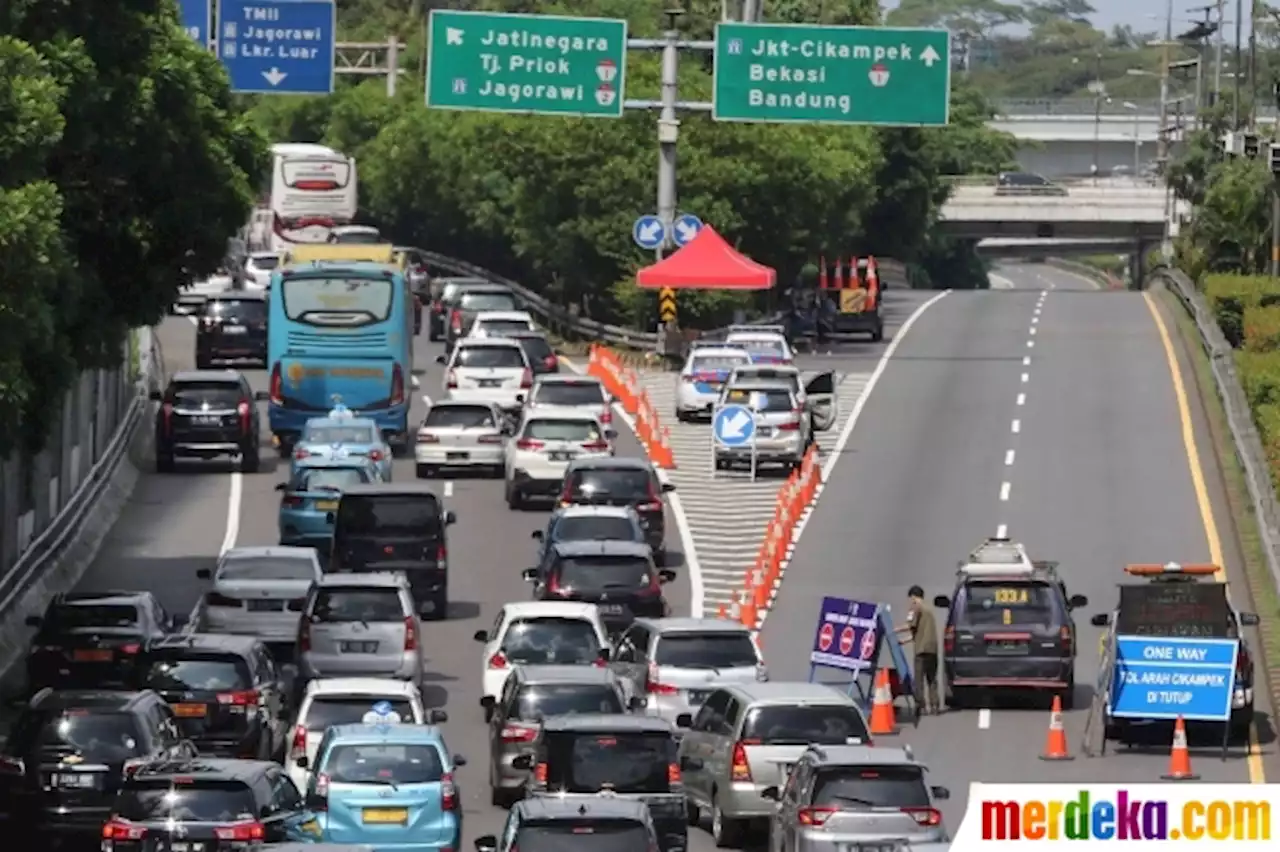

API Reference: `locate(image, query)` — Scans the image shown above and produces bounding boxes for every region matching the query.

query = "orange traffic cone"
[1162,716,1199,780]
[1039,695,1074,761]
[868,668,899,736]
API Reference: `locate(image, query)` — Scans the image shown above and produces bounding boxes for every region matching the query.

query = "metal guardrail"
[992,97,1280,119]
[944,175,1163,189]
[1154,266,1280,605]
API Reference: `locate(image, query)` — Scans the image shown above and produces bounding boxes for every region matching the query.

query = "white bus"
[249,143,358,252]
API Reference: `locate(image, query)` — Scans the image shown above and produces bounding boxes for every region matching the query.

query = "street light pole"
[1091,52,1104,178]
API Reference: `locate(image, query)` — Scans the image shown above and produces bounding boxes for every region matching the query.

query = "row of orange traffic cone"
[586,344,675,469]
[1037,695,1198,777]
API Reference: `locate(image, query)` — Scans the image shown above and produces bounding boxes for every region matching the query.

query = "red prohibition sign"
[860,628,877,660]
[818,623,835,652]
[839,626,855,656]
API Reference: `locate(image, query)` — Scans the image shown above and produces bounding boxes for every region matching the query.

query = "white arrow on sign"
[675,220,699,244]
[447,27,464,45]
[720,410,752,439]
[262,68,288,86]
[920,46,940,67]
[638,220,663,244]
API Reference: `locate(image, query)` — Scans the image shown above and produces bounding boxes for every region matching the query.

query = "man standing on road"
[896,585,941,716]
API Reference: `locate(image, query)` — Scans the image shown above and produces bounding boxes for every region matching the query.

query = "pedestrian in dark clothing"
[896,585,941,716]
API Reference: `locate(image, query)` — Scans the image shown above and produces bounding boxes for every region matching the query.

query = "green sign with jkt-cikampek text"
[713,23,951,126]
[425,10,628,118]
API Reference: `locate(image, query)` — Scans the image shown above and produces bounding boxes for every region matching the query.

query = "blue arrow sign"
[672,214,703,247]
[217,0,335,95]
[713,404,756,448]
[1108,635,1238,722]
[179,0,212,46]
[633,215,666,250]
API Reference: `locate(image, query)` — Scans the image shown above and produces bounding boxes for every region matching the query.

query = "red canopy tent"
[635,226,775,290]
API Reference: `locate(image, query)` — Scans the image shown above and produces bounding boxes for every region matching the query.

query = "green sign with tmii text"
[425,10,628,118]
[713,23,951,126]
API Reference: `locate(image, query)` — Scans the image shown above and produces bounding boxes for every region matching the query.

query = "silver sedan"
[414,397,508,478]
[194,546,322,642]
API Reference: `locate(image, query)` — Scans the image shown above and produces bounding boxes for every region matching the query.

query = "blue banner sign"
[217,0,336,95]
[1109,635,1238,722]
[179,0,212,45]
[810,596,881,673]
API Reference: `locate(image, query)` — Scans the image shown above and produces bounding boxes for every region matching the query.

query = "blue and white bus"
[267,259,413,453]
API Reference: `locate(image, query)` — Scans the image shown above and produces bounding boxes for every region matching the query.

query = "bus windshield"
[281,277,393,327]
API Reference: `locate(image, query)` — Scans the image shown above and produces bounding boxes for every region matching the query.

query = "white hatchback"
[438,338,531,410]
[414,398,507,478]
[504,411,614,509]
[474,601,611,718]
[468,310,537,339]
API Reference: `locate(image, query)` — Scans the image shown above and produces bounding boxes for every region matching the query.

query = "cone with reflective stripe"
[833,256,844,289]
[818,256,829,290]
[1039,695,1074,760]
[868,668,899,736]
[1162,716,1199,780]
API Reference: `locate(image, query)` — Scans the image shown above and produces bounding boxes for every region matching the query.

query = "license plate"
[550,451,575,461]
[989,641,1028,655]
[247,599,284,612]
[758,426,774,437]
[54,773,96,789]
[446,451,469,460]
[172,703,207,718]
[686,690,709,705]
[341,641,379,653]
[72,649,112,662]
[598,604,624,615]
[478,379,502,388]
[363,807,409,824]
[161,843,201,852]
[194,415,219,425]
[315,500,338,510]
[221,325,247,335]
[845,845,899,852]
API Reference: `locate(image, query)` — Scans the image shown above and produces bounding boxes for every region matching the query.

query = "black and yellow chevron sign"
[659,288,677,323]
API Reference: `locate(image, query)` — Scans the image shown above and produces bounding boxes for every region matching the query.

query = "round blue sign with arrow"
[633,215,666,250]
[672,214,703,247]
[713,404,756,448]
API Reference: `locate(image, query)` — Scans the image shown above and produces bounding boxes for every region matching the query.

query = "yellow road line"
[1143,291,1265,783]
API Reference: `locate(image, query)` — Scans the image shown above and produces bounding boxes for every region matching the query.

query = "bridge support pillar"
[1129,244,1148,290]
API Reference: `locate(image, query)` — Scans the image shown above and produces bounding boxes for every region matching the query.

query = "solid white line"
[1011,419,1021,434]
[220,472,242,555]
[995,524,1007,539]
[1005,449,1015,466]
[443,481,454,498]
[1022,356,1031,367]
[999,481,1011,501]
[978,708,991,730]
[1021,372,1029,383]
[1016,393,1025,406]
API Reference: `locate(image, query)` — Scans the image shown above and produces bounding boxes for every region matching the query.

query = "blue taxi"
[299,710,464,852]
[278,457,381,549]
[293,400,395,481]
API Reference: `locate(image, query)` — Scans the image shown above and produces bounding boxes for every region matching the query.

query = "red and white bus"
[247,143,358,252]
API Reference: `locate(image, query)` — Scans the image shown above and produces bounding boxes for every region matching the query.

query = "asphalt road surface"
[759,262,1275,829]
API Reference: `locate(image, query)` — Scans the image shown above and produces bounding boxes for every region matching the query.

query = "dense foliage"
[0,0,268,457]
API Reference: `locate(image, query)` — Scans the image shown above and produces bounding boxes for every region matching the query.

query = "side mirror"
[675,713,693,729]
[522,568,538,582]
[473,629,489,643]
[515,394,525,404]
[760,785,780,801]
[661,481,676,493]
[428,709,449,724]
[596,648,610,662]
[680,756,704,771]
[658,569,677,584]
[479,695,496,710]
[1068,594,1089,609]
[253,390,270,401]
[931,785,951,800]
[475,836,499,852]
[628,696,647,711]
[511,754,534,770]
[274,482,288,492]
[1090,613,1110,627]
[305,793,326,811]
[453,754,467,767]
[933,595,950,608]
[531,530,544,541]
[24,615,40,628]
[196,568,212,580]
[435,355,447,365]
[444,510,457,525]
[1240,612,1261,626]
[148,390,163,402]
[295,756,309,769]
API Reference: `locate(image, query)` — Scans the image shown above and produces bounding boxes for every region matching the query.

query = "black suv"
[514,714,687,852]
[196,292,269,368]
[0,689,196,836]
[25,590,178,692]
[524,541,675,636]
[151,370,269,473]
[136,634,291,761]
[102,758,319,850]
[560,458,675,563]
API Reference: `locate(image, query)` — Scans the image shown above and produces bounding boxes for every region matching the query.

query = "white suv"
[438,338,532,410]
[504,410,614,509]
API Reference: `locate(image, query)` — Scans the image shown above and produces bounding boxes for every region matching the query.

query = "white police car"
[723,325,794,365]
[674,344,752,422]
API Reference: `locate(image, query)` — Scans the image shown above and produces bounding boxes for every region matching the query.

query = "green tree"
[888,0,1024,38]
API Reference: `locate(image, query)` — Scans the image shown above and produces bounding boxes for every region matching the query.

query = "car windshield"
[729,337,786,356]
[517,822,651,852]
[454,345,526,369]
[46,604,138,630]
[324,743,444,785]
[515,684,623,720]
[552,515,641,544]
[460,292,517,312]
[500,618,601,665]
[557,556,653,591]
[956,581,1060,627]
[303,424,379,444]
[337,495,440,535]
[532,382,606,407]
[206,299,266,321]
[142,656,251,692]
[293,466,373,493]
[313,589,405,622]
[171,382,241,409]
[724,387,793,413]
[734,371,800,393]
[653,632,758,668]
[741,705,870,745]
[24,711,144,762]
[477,320,532,337]
[567,469,652,501]
[423,405,496,428]
[524,419,602,442]
[546,731,674,793]
[811,766,931,809]
[117,780,257,821]
[303,697,416,730]
[690,355,749,372]
[218,555,316,581]
[250,254,280,270]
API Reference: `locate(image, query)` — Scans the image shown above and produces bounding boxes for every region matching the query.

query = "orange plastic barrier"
[586,345,676,470]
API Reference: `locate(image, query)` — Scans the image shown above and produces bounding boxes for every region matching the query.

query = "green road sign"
[713,23,950,126]
[426,10,628,118]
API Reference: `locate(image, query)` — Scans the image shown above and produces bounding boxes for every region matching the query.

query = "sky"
[876,0,1243,34]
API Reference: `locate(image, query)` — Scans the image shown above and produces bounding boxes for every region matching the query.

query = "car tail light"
[312,773,329,809]
[441,772,457,810]
[904,807,943,827]
[103,818,148,840]
[119,643,140,655]
[214,822,265,841]
[681,374,698,383]
[756,662,769,681]
[516,439,544,451]
[294,447,311,459]
[730,741,753,782]
[543,355,558,371]
[446,369,458,389]
[1059,626,1073,654]
[404,616,418,651]
[237,400,252,434]
[545,573,569,598]
[161,403,174,434]
[600,408,612,425]
[534,762,547,785]
[1238,645,1252,678]
[944,625,955,654]
[0,756,25,776]
[646,663,678,694]
[122,757,147,777]
[281,494,304,508]
[638,481,663,513]
[391,364,405,407]
[417,428,439,444]
[270,363,284,404]
[207,591,241,608]
[798,807,838,827]
[501,724,538,743]
[436,544,447,570]
[298,618,311,652]
[520,369,533,388]
[432,301,444,314]
[368,449,384,462]
[451,311,462,331]
[592,655,608,668]
[217,690,259,706]
[488,652,508,669]
[291,724,307,757]
[778,411,803,431]
[581,440,610,452]
[478,434,503,444]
